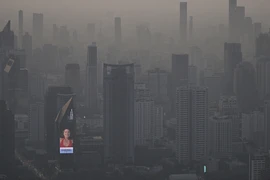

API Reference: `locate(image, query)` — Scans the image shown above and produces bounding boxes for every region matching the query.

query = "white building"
[209,116,232,158]
[29,102,44,142]
[176,86,208,164]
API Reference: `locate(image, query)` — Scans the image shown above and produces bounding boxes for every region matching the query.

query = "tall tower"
[18,10,23,48]
[103,64,134,163]
[189,16,193,42]
[0,21,15,50]
[32,13,43,48]
[86,42,98,112]
[29,101,44,142]
[87,23,95,43]
[256,57,270,101]
[180,2,187,44]
[114,17,122,45]
[171,54,189,114]
[229,0,237,41]
[65,64,81,96]
[22,32,32,64]
[176,86,208,164]
[224,43,242,95]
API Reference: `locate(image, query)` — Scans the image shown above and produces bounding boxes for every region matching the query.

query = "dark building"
[180,2,187,44]
[0,100,15,177]
[114,17,122,45]
[171,54,189,114]
[22,32,32,65]
[234,62,258,113]
[65,64,80,96]
[256,32,270,58]
[87,23,95,43]
[45,86,72,160]
[224,43,242,95]
[103,64,134,164]
[229,0,237,42]
[32,13,43,48]
[0,21,14,50]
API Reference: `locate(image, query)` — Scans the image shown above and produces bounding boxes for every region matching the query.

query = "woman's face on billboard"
[63,129,70,139]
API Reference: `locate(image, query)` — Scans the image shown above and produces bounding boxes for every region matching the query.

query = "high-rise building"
[171,54,189,114]
[249,153,269,180]
[0,100,15,176]
[234,62,258,113]
[53,24,58,45]
[103,64,134,163]
[188,65,197,86]
[29,101,44,142]
[65,64,80,96]
[147,68,168,102]
[59,25,69,47]
[180,2,187,44]
[44,86,72,159]
[233,6,245,42]
[264,100,270,151]
[22,32,32,65]
[29,72,47,100]
[32,13,43,48]
[209,116,232,158]
[176,86,208,164]
[152,105,164,140]
[256,57,270,101]
[204,75,222,103]
[254,23,262,39]
[18,10,23,48]
[190,46,203,69]
[134,87,154,146]
[256,32,270,58]
[43,44,58,71]
[87,23,95,43]
[189,16,193,42]
[114,17,122,45]
[0,21,15,50]
[224,43,242,95]
[86,42,98,112]
[229,0,237,41]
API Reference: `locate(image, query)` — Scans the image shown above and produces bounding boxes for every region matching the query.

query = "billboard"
[59,128,73,154]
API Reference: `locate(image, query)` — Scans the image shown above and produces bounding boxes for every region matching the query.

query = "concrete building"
[256,57,270,101]
[18,10,23,48]
[176,86,208,164]
[32,13,43,48]
[114,17,122,45]
[65,64,81,96]
[29,102,44,142]
[180,2,187,44]
[103,64,134,163]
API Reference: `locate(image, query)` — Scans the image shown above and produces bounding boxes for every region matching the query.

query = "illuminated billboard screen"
[59,108,74,154]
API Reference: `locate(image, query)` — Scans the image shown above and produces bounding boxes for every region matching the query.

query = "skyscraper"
[189,16,193,42]
[229,0,237,41]
[0,21,15,50]
[86,42,98,112]
[53,24,58,45]
[44,86,72,159]
[65,64,81,96]
[22,32,32,65]
[234,6,245,42]
[0,100,15,176]
[32,13,43,48]
[171,54,189,114]
[180,2,187,43]
[29,101,44,142]
[176,86,208,164]
[256,32,270,58]
[256,57,270,101]
[234,62,258,113]
[254,23,262,39]
[114,17,122,45]
[224,43,242,95]
[103,64,134,163]
[18,10,23,48]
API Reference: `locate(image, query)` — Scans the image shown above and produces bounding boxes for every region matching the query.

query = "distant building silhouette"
[180,2,187,44]
[86,42,98,112]
[256,32,270,58]
[22,32,32,66]
[29,101,45,142]
[103,63,134,164]
[224,43,242,95]
[114,17,122,45]
[256,57,270,101]
[229,0,237,42]
[0,21,15,50]
[87,23,95,43]
[18,10,23,49]
[189,16,193,42]
[65,64,80,96]
[32,13,43,48]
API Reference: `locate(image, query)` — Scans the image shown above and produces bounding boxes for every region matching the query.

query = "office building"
[152,105,164,140]
[0,21,15,50]
[234,6,245,42]
[65,64,81,96]
[176,86,208,164]
[249,153,269,180]
[87,23,95,43]
[103,64,134,163]
[18,10,23,48]
[29,101,44,142]
[44,86,72,159]
[114,17,122,45]
[209,116,232,158]
[134,89,154,146]
[59,25,69,47]
[224,43,242,95]
[180,2,187,44]
[43,44,58,71]
[190,46,203,69]
[204,75,222,103]
[171,54,189,114]
[229,0,237,42]
[254,23,262,39]
[22,32,32,65]
[264,100,270,151]
[256,32,270,58]
[234,62,258,113]
[189,16,193,42]
[53,24,58,45]
[0,100,15,175]
[256,57,270,101]
[29,72,47,100]
[147,68,168,101]
[32,13,43,48]
[86,42,98,112]
[188,65,197,86]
